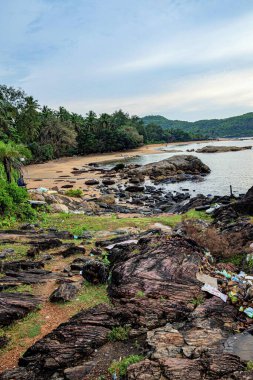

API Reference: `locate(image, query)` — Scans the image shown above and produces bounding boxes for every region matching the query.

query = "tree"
[0,141,31,183]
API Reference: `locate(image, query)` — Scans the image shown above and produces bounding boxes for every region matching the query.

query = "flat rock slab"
[224,333,253,361]
[0,292,41,327]
[0,269,55,290]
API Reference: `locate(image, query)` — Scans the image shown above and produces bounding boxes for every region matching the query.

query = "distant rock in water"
[196,145,252,153]
[127,155,210,183]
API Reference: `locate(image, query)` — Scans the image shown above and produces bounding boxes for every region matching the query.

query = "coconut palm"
[0,141,31,183]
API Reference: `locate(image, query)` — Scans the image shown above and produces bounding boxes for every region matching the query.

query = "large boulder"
[127,155,210,182]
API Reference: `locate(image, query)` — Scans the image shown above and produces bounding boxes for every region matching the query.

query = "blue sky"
[1,0,253,120]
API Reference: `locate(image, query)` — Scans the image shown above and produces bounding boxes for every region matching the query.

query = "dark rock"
[0,293,40,327]
[85,179,99,185]
[0,260,44,273]
[102,179,115,186]
[64,363,96,380]
[57,244,85,258]
[50,282,81,302]
[125,185,145,192]
[82,260,109,284]
[127,155,210,183]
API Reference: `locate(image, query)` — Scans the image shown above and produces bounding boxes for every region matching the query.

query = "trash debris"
[244,307,253,318]
[196,272,218,289]
[201,284,228,302]
[216,269,231,279]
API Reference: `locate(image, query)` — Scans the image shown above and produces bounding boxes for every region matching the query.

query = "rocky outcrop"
[0,292,40,326]
[127,155,210,183]
[233,185,253,215]
[1,232,251,380]
[49,282,81,302]
[82,260,109,284]
[196,145,252,153]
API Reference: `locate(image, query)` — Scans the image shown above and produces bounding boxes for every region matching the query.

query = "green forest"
[0,85,198,164]
[142,113,253,138]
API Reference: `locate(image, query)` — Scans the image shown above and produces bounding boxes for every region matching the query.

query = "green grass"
[108,355,144,376]
[136,290,145,298]
[108,326,131,342]
[0,309,43,353]
[39,211,211,236]
[0,243,28,262]
[59,281,109,310]
[64,189,83,198]
[190,294,204,306]
[4,284,33,293]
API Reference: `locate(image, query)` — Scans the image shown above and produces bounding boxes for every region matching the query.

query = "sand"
[24,144,165,190]
[24,140,218,190]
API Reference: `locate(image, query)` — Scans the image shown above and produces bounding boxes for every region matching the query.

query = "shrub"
[108,326,130,342]
[0,180,36,221]
[108,355,144,377]
[65,189,83,198]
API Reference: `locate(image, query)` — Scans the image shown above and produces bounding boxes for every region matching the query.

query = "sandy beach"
[24,140,219,190]
[25,143,166,190]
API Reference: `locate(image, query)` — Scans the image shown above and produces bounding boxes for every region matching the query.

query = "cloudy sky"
[1,0,253,120]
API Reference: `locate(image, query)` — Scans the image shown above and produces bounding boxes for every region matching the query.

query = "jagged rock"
[30,238,62,251]
[0,293,40,326]
[0,260,44,273]
[97,194,115,205]
[57,244,85,258]
[127,155,210,183]
[0,269,55,290]
[108,235,205,326]
[50,282,81,302]
[82,260,109,284]
[233,185,253,215]
[70,257,90,272]
[64,363,96,380]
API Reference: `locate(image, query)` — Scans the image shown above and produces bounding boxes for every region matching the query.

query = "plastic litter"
[216,269,231,279]
[36,187,48,193]
[196,272,218,289]
[201,283,228,302]
[244,307,253,318]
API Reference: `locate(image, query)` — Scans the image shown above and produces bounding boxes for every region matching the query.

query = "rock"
[0,260,44,273]
[50,282,81,302]
[233,185,253,215]
[108,235,205,326]
[51,204,69,213]
[0,293,41,326]
[57,244,85,258]
[0,335,9,349]
[0,269,55,290]
[125,185,145,192]
[97,194,115,205]
[128,155,210,183]
[82,260,109,284]
[85,179,99,185]
[102,179,115,186]
[64,363,96,380]
[196,145,252,153]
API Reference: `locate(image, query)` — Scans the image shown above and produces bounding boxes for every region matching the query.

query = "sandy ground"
[24,140,218,191]
[24,144,166,190]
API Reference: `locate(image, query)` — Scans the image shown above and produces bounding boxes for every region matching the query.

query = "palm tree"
[0,141,31,183]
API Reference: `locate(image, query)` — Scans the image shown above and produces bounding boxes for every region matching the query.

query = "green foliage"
[190,294,204,306]
[4,285,33,293]
[65,189,83,198]
[142,112,253,139]
[246,361,253,370]
[108,355,144,376]
[108,326,131,342]
[136,290,145,298]
[0,180,36,221]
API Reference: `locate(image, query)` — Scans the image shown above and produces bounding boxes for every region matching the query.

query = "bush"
[108,355,144,377]
[0,180,36,221]
[108,326,130,342]
[65,189,83,198]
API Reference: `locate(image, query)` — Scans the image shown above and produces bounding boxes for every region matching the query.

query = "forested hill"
[142,113,253,138]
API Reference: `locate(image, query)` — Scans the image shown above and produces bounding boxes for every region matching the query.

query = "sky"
[1,0,253,121]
